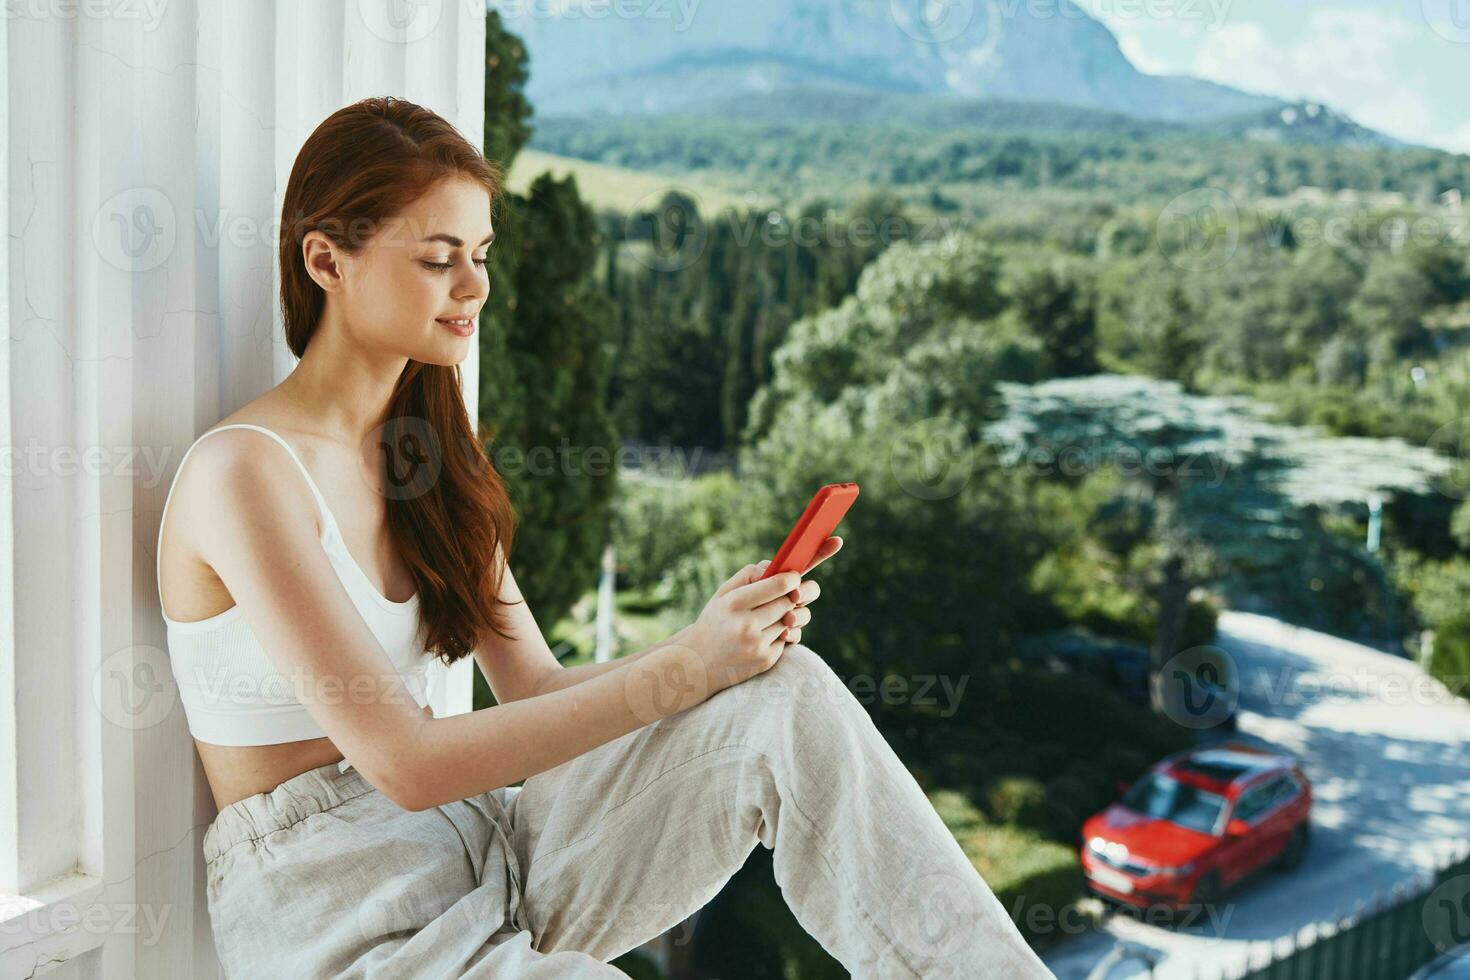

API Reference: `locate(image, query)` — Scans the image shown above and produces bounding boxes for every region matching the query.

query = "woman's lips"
[436,316,475,336]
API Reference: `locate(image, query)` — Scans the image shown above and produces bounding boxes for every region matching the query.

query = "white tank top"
[156,423,434,771]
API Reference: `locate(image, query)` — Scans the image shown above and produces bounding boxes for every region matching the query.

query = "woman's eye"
[422,258,489,272]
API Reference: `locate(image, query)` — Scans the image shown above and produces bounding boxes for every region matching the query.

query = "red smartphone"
[758,483,859,580]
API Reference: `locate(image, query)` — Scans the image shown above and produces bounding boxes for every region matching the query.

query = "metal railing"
[1209,842,1470,980]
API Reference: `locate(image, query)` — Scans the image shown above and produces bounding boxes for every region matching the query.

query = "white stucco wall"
[0,2,485,975]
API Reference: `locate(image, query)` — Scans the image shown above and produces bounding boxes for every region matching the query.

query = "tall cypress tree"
[477,12,616,689]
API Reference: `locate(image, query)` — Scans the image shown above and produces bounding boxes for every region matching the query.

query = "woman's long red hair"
[278,95,517,666]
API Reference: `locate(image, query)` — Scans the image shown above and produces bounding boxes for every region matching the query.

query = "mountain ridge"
[498,0,1280,122]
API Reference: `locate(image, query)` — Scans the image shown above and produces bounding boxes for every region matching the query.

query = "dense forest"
[478,10,1470,974]
[532,96,1470,203]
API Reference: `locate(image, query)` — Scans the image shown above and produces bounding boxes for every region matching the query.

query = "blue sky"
[1073,0,1470,153]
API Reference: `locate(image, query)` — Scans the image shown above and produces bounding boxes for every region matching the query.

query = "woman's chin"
[419,340,472,367]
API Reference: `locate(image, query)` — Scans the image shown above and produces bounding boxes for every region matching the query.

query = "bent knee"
[743,643,847,709]
[772,643,829,679]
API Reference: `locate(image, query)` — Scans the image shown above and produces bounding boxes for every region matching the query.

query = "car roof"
[1410,941,1470,979]
[1161,746,1292,795]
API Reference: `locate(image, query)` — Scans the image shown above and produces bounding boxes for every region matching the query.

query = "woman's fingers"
[731,570,801,611]
[783,605,812,629]
[756,593,801,631]
[801,536,843,575]
[761,616,794,648]
[713,566,752,600]
[716,560,772,599]
[775,541,834,643]
[788,578,820,607]
[738,534,841,603]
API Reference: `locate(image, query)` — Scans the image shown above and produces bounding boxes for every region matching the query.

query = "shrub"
[1391,551,1470,702]
[1042,774,1096,842]
[612,471,744,592]
[985,776,1049,830]
[1429,612,1470,701]
[1183,593,1221,649]
[927,666,1190,843]
[930,789,1085,946]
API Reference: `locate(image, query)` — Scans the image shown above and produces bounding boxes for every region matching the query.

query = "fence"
[618,438,738,484]
[1208,842,1470,980]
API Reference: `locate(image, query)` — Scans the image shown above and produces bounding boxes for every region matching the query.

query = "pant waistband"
[203,760,378,865]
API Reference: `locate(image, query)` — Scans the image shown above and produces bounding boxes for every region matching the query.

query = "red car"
[1080,742,1312,909]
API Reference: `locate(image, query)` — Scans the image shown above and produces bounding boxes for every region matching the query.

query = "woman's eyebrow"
[421,231,495,247]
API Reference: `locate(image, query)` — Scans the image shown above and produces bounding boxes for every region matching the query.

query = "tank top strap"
[206,424,337,531]
[156,423,340,609]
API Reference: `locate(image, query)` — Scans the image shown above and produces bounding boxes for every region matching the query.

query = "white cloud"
[1192,22,1283,95]
[1189,10,1446,148]
[1117,33,1172,75]
[1448,123,1470,156]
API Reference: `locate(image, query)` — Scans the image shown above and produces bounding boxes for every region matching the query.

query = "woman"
[155,96,1053,979]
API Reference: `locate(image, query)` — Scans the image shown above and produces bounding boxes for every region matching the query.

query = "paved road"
[1042,611,1470,980]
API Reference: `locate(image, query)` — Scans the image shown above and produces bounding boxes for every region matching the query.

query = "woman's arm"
[527,624,694,699]
[194,433,739,811]
[399,643,709,808]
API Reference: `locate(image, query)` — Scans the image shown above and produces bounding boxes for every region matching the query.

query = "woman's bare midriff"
[196,738,351,811]
[196,707,432,811]
[163,407,427,813]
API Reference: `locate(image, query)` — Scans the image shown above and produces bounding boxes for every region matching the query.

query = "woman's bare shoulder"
[166,401,323,548]
[211,391,318,441]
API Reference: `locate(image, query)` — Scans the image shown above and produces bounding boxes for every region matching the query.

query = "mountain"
[1207,101,1405,150]
[640,90,1404,150]
[494,0,1282,124]
[669,90,1179,140]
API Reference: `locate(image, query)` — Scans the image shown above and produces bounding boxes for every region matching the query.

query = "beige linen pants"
[202,643,1055,978]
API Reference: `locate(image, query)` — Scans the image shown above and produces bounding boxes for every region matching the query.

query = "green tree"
[1406,241,1470,308]
[1270,246,1364,368]
[662,232,1051,731]
[604,192,913,451]
[483,8,534,172]
[1348,253,1434,368]
[1005,256,1099,376]
[477,16,617,690]
[1096,259,1202,385]
[743,232,1015,445]
[481,173,617,639]
[986,374,1453,710]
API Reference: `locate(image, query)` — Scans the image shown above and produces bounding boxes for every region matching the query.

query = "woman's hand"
[685,566,804,692]
[770,535,841,647]
[709,536,841,650]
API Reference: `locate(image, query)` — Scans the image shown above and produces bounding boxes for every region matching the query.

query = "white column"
[0,2,486,975]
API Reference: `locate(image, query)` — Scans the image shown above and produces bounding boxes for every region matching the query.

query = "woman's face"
[308,176,494,366]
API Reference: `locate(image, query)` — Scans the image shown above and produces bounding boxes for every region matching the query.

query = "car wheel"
[1190,871,1222,909]
[1277,823,1309,872]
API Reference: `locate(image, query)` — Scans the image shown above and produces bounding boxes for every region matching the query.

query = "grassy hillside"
[528,98,1469,210]
[505,147,772,217]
